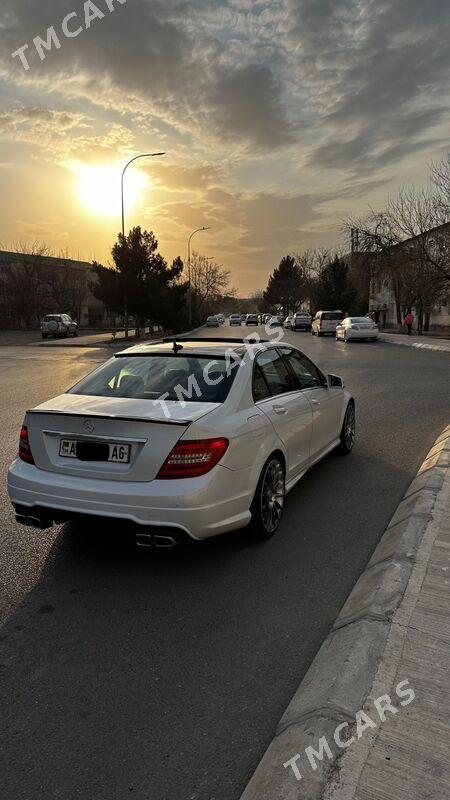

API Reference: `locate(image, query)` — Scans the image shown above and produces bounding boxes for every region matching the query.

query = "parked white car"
[229,314,242,326]
[8,339,355,544]
[41,314,78,339]
[336,317,379,342]
[311,310,344,336]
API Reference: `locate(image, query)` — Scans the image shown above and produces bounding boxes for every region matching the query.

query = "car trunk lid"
[25,394,220,482]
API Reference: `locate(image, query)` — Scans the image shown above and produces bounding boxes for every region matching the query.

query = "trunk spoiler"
[26,409,191,426]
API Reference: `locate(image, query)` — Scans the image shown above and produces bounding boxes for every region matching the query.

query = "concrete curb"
[240,424,450,800]
[379,335,450,353]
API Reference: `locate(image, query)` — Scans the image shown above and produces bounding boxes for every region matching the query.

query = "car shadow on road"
[0,448,412,800]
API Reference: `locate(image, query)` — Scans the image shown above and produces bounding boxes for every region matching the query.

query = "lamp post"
[121,152,165,337]
[187,227,211,327]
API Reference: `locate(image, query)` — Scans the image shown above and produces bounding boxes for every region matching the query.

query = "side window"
[280,349,325,390]
[254,350,295,399]
[252,364,271,402]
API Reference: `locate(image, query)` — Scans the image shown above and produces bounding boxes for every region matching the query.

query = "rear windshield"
[350,317,371,323]
[322,312,344,321]
[70,355,238,403]
[43,315,61,322]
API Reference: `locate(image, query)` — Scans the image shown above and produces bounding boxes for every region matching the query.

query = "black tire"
[41,333,48,339]
[249,454,286,540]
[337,402,356,455]
[73,329,78,337]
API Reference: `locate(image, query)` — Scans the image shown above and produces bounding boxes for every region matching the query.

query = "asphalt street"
[0,329,449,800]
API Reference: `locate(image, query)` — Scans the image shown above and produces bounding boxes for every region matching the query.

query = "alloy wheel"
[261,459,285,534]
[344,404,355,450]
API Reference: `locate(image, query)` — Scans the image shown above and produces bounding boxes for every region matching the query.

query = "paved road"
[0,330,449,800]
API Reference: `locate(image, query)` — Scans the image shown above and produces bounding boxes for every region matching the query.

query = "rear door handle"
[273,404,287,415]
[310,399,320,406]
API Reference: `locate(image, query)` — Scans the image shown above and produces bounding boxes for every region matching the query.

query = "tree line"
[253,250,365,318]
[254,157,450,329]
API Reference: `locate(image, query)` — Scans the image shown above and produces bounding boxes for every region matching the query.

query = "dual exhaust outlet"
[15,509,181,549]
[16,506,181,550]
[135,532,180,549]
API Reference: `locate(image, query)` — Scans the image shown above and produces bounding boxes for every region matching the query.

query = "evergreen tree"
[92,227,187,332]
[263,255,307,313]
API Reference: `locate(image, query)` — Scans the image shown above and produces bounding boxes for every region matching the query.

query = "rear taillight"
[157,438,229,479]
[19,425,35,465]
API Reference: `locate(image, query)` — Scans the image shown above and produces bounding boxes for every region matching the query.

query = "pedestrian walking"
[404,312,414,336]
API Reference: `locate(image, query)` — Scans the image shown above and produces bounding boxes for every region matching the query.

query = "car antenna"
[172,340,183,354]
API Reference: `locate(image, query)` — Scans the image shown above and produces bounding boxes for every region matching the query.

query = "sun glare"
[75,163,148,218]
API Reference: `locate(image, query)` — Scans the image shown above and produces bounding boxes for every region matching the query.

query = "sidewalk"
[0,329,137,348]
[241,425,450,800]
[379,331,450,353]
[35,328,138,348]
[326,428,450,800]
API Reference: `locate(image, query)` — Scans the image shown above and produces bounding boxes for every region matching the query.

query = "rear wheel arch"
[248,450,286,540]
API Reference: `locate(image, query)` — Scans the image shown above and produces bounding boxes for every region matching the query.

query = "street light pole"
[187,227,211,327]
[121,151,165,337]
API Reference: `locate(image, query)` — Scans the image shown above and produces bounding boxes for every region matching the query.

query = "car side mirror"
[328,374,344,388]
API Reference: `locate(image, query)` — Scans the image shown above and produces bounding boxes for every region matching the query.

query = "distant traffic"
[203,311,379,342]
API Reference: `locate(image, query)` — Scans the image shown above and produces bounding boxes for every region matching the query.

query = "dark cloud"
[287,0,450,172]
[0,0,293,149]
[207,63,295,147]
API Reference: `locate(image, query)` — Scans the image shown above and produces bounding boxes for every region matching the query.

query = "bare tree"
[3,242,52,329]
[430,154,450,215]
[189,252,232,319]
[342,211,406,328]
[46,267,89,321]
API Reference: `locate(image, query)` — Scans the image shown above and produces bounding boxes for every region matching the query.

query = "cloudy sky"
[0,0,448,293]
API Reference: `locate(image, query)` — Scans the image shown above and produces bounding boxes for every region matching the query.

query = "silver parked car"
[41,314,78,339]
[206,315,220,327]
[292,312,312,331]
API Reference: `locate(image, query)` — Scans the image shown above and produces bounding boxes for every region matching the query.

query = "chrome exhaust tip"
[135,532,154,548]
[153,534,178,549]
[135,531,180,549]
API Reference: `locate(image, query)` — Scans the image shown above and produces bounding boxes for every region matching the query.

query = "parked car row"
[210,310,378,341]
[311,310,379,341]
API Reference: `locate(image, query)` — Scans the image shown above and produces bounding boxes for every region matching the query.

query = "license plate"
[59,439,131,463]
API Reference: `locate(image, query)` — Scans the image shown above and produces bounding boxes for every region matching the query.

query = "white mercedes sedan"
[8,338,355,545]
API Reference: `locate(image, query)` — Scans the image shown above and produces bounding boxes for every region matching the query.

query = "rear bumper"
[346,330,378,339]
[8,458,256,540]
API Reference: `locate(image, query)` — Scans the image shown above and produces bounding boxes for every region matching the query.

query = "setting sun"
[75,163,148,218]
